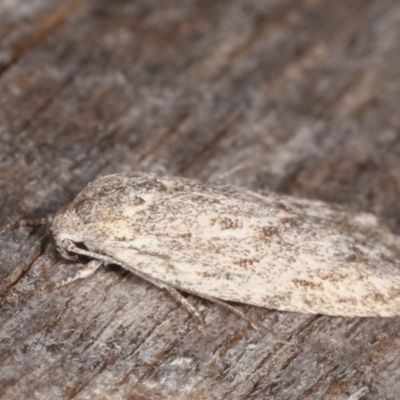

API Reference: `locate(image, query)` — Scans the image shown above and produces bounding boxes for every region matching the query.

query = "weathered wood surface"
[1,0,400,398]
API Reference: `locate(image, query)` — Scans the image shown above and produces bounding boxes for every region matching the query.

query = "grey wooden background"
[1,0,400,399]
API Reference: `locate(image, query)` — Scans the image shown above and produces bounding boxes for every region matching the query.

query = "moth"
[49,172,400,325]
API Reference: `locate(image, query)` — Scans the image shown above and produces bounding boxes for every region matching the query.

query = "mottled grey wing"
[78,174,400,317]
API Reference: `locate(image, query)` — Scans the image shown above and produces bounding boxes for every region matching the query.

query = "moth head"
[51,208,85,260]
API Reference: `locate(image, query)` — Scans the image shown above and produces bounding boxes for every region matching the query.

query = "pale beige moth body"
[51,173,400,317]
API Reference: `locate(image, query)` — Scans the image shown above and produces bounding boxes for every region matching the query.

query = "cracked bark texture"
[1,0,400,399]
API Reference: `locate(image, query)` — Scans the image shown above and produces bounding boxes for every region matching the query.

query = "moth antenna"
[19,214,55,228]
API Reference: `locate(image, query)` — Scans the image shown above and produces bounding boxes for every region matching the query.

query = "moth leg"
[63,239,114,264]
[55,259,104,288]
[185,290,277,337]
[199,294,262,329]
[62,240,205,329]
[155,283,205,330]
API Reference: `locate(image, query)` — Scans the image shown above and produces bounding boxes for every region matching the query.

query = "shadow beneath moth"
[43,173,400,328]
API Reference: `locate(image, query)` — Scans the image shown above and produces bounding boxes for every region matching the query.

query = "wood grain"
[1,0,400,399]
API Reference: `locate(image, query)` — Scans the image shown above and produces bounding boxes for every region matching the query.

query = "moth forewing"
[51,172,400,322]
